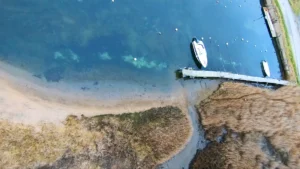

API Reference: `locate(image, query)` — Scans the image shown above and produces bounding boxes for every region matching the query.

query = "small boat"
[192,37,207,68]
[262,60,270,77]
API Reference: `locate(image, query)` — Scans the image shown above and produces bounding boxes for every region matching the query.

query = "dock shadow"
[272,38,286,79]
[174,40,205,80]
[175,69,183,79]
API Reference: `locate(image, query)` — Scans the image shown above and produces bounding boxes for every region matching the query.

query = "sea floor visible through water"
[0,0,287,167]
[0,61,187,125]
[0,0,283,90]
[0,60,223,169]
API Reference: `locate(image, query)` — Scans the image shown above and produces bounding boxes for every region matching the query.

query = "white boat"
[262,60,270,77]
[192,37,207,68]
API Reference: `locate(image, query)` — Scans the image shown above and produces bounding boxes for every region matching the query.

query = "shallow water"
[158,106,203,169]
[0,0,282,88]
[158,79,220,169]
[0,1,283,167]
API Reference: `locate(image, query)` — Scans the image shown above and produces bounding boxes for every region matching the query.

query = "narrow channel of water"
[158,79,220,169]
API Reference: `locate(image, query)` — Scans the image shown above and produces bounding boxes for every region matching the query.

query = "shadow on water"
[189,43,203,70]
[260,0,266,6]
[259,0,285,79]
[260,61,267,77]
[175,70,183,79]
[174,39,205,80]
[272,38,286,79]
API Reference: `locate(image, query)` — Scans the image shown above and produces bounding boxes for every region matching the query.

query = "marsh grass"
[85,106,190,166]
[0,118,102,168]
[191,82,300,168]
[0,106,190,169]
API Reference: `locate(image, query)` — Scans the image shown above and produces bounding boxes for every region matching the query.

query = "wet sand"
[0,61,223,168]
[0,61,187,125]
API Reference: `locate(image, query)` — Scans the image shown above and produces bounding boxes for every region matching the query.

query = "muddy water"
[158,80,221,169]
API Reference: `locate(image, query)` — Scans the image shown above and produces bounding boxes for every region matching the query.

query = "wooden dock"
[181,69,292,85]
[263,7,277,37]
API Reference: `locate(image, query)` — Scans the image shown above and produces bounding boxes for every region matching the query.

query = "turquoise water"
[0,0,282,85]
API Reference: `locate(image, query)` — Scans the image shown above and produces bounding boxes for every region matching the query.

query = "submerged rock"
[54,51,65,60]
[43,67,64,82]
[122,55,167,70]
[53,49,80,63]
[98,52,112,60]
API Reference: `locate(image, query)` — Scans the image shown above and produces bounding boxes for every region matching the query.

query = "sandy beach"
[0,61,187,125]
[0,61,224,169]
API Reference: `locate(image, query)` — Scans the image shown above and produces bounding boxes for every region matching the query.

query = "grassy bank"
[0,106,190,169]
[289,0,300,14]
[274,0,300,84]
[191,82,300,168]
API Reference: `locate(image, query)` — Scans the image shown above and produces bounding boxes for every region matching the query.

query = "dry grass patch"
[191,82,300,169]
[0,117,102,169]
[0,106,190,169]
[84,106,190,168]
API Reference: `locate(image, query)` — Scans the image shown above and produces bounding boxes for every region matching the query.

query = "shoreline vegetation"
[273,0,300,84]
[0,107,190,168]
[1,1,299,166]
[0,60,193,168]
[191,82,300,169]
[288,0,300,14]
[1,56,300,168]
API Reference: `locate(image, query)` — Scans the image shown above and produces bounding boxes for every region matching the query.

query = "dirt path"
[277,0,300,78]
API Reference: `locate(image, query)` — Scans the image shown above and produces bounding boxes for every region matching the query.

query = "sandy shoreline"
[0,61,224,168]
[0,61,187,125]
[0,60,198,169]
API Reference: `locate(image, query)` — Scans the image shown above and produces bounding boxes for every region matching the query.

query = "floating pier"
[181,69,292,86]
[263,7,277,38]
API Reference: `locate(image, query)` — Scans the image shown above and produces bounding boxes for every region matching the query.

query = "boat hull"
[262,60,271,77]
[192,38,207,68]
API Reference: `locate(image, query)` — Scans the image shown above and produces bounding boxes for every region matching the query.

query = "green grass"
[275,0,300,84]
[288,0,300,15]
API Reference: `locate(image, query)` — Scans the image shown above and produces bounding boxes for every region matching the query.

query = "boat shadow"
[175,42,204,80]
[260,61,269,77]
[190,43,203,70]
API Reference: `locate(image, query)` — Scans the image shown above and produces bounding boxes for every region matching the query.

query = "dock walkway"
[181,69,292,85]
